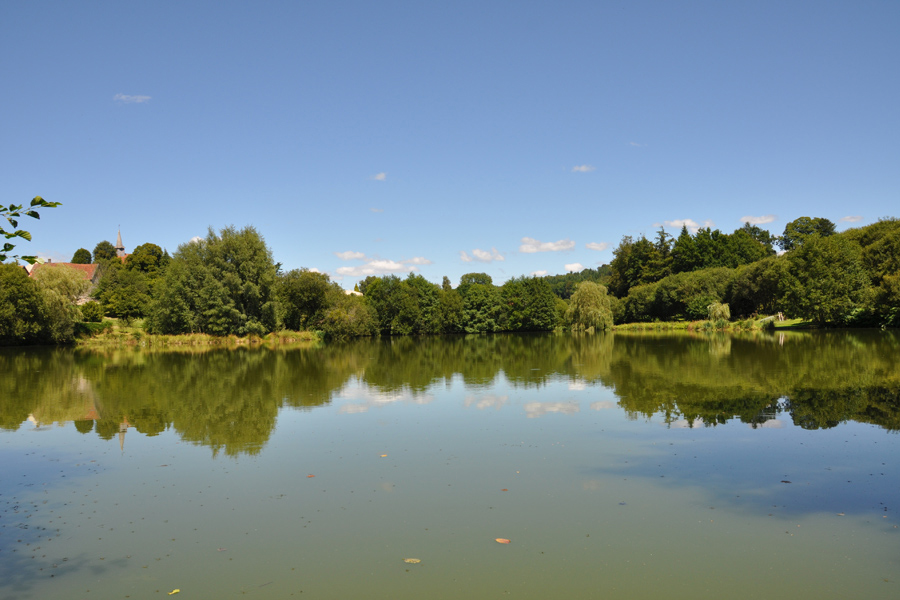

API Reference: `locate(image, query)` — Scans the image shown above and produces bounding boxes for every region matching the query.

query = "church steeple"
[115,228,126,258]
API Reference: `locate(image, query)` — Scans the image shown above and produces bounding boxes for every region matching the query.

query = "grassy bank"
[75,318,322,349]
[612,316,797,332]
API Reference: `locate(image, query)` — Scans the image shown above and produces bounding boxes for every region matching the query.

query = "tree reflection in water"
[1,330,898,455]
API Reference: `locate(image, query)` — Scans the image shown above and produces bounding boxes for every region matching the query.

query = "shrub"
[81,301,104,322]
[707,302,731,321]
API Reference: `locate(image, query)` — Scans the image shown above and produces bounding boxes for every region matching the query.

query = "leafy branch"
[1,196,61,264]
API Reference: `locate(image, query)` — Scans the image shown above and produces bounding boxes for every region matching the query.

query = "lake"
[1,330,898,599]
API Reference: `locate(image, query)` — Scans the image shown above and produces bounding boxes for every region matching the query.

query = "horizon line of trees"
[2,216,898,345]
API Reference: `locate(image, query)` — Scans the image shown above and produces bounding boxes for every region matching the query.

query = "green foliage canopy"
[92,240,118,262]
[779,217,836,252]
[147,226,280,335]
[71,248,92,264]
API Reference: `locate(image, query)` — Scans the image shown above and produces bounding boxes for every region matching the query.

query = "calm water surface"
[1,331,898,599]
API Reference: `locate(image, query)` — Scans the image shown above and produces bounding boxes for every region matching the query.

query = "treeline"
[2,216,898,345]
[609,217,899,326]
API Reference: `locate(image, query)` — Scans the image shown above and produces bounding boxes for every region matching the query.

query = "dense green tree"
[357,275,378,295]
[671,226,701,273]
[457,272,493,298]
[399,273,442,334]
[278,269,332,330]
[71,248,92,264]
[362,275,403,334]
[784,234,871,324]
[723,229,772,267]
[643,228,673,282]
[319,293,378,339]
[125,243,164,274]
[565,281,613,331]
[739,222,777,253]
[727,256,790,316]
[779,217,836,251]
[106,269,151,323]
[95,260,152,321]
[0,264,48,343]
[93,240,118,262]
[462,282,502,333]
[649,267,734,321]
[439,288,465,333]
[147,226,280,335]
[501,276,558,331]
[608,235,658,297]
[1,196,60,264]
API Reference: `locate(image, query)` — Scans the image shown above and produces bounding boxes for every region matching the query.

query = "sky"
[3,1,898,288]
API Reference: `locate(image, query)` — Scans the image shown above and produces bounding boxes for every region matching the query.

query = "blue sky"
[3,1,898,288]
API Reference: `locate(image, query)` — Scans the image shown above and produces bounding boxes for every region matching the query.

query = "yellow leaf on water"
[403,558,421,564]
[495,538,511,544]
[380,454,388,458]
[168,590,180,596]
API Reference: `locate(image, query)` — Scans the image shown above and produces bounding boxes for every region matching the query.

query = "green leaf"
[8,219,17,228]
[30,196,45,206]
[21,255,39,265]
[2,243,13,252]
[17,230,32,241]
[25,210,41,219]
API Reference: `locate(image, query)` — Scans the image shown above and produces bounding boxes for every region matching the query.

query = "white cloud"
[586,242,609,251]
[565,262,584,272]
[370,208,384,213]
[335,259,418,277]
[519,237,576,253]
[840,215,863,223]
[531,270,548,276]
[333,252,431,276]
[114,93,151,103]
[189,236,203,244]
[590,401,617,410]
[662,219,714,234]
[372,172,387,181]
[308,267,321,273]
[460,247,504,263]
[740,214,777,225]
[524,402,579,418]
[335,250,366,260]
[572,165,595,173]
[464,394,508,410]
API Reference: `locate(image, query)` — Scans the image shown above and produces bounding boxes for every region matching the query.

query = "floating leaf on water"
[403,558,421,564]
[380,455,388,458]
[495,538,511,544]
[307,475,315,478]
[780,480,791,484]
[501,489,508,492]
[168,590,180,596]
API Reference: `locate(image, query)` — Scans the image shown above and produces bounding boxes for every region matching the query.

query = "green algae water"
[1,331,898,599]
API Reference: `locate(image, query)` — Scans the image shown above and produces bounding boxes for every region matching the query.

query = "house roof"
[28,262,99,281]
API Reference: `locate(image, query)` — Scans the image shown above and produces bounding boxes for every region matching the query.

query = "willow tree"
[565,281,613,331]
